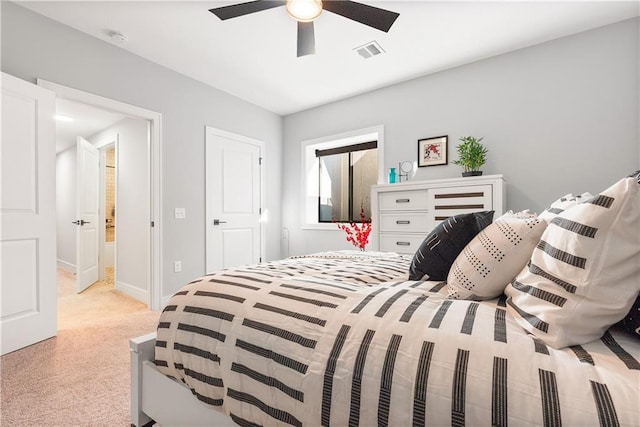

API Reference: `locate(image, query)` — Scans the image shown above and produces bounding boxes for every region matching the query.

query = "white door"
[0,73,57,355]
[205,127,263,272]
[75,136,100,292]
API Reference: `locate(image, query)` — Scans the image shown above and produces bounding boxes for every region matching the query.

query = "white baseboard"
[116,280,149,305]
[57,259,76,273]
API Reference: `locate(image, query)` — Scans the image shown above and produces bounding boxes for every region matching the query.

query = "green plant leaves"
[453,136,488,172]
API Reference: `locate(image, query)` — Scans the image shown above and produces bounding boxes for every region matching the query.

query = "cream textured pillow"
[505,176,640,349]
[447,210,548,300]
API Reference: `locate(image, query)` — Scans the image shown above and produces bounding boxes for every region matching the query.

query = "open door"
[75,136,100,292]
[1,72,57,355]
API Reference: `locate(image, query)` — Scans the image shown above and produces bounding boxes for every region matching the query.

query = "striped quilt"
[154,251,640,426]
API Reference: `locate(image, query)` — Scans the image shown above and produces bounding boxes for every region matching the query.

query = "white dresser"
[370,175,505,255]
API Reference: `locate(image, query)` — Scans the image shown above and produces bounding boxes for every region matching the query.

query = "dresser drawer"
[379,234,425,255]
[379,190,428,211]
[379,213,429,233]
[428,184,493,228]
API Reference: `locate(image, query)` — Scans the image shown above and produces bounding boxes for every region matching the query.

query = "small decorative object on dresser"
[453,135,488,176]
[398,160,413,182]
[388,167,397,184]
[417,135,448,167]
[370,175,505,254]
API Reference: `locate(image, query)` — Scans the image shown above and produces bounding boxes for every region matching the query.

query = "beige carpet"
[1,268,160,426]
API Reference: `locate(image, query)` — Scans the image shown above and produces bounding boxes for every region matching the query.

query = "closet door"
[0,73,57,355]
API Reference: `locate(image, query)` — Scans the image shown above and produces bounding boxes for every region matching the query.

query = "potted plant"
[452,136,488,177]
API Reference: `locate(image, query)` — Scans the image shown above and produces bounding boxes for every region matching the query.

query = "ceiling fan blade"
[297,21,316,57]
[209,0,285,20]
[323,1,399,32]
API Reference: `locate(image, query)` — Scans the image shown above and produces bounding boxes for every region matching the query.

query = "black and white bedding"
[154,251,640,427]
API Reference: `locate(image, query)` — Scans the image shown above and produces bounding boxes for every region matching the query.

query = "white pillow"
[538,192,593,222]
[447,210,548,300]
[505,177,640,349]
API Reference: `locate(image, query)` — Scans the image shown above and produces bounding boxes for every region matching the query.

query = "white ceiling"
[55,98,125,152]
[20,1,639,117]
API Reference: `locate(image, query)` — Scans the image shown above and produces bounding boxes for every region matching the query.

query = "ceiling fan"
[209,0,400,57]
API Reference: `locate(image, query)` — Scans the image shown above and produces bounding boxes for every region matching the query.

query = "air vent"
[354,41,385,59]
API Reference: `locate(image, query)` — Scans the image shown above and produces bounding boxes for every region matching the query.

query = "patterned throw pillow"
[505,176,640,349]
[408,211,494,281]
[447,210,548,300]
[538,192,594,222]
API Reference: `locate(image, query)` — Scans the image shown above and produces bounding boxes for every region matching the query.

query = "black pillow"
[613,170,640,339]
[616,295,640,339]
[408,211,494,281]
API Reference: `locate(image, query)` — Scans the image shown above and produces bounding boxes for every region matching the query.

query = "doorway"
[102,145,117,285]
[41,79,163,311]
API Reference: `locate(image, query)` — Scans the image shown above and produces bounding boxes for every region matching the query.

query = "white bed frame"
[129,333,237,427]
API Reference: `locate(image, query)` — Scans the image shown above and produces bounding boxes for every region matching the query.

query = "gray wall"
[89,118,149,298]
[2,2,283,298]
[55,147,77,270]
[282,18,640,256]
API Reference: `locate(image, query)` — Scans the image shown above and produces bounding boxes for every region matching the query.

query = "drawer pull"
[396,220,411,225]
[396,241,411,246]
[435,204,485,210]
[435,192,484,199]
[396,198,410,203]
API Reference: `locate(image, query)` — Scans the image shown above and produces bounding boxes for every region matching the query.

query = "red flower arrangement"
[334,208,372,251]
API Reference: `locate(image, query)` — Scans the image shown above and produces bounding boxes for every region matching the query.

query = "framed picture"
[418,135,448,167]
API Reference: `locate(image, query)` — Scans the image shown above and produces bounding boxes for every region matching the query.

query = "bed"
[131,173,640,426]
[131,250,640,427]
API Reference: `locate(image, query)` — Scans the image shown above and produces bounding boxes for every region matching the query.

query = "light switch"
[174,208,186,219]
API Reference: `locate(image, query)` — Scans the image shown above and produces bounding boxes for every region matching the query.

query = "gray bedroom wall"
[1,2,284,298]
[282,17,640,256]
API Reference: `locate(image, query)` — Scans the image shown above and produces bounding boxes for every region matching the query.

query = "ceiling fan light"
[286,0,322,22]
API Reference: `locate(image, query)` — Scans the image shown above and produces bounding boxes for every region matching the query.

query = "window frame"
[301,125,385,230]
[316,143,377,223]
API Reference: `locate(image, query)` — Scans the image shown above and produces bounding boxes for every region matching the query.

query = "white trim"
[300,125,385,230]
[94,135,117,150]
[57,259,76,273]
[38,79,163,311]
[204,126,266,268]
[97,137,117,283]
[116,280,149,305]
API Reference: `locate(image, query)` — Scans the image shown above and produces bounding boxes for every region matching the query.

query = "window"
[317,141,377,222]
[301,125,384,229]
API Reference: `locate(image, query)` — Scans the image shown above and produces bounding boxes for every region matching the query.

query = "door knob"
[213,219,227,225]
[72,220,91,226]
